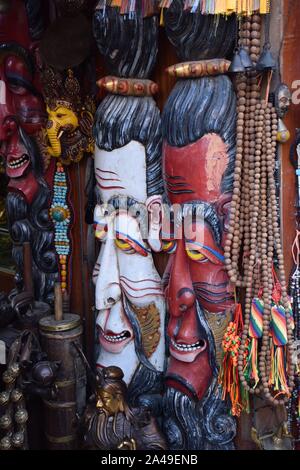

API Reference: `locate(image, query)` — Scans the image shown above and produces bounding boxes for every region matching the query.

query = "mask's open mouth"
[170,338,206,352]
[98,326,132,354]
[101,329,131,343]
[6,153,30,177]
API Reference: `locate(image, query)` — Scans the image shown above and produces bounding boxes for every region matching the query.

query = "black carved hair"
[164,0,236,61]
[93,95,163,196]
[162,75,236,194]
[93,3,158,78]
[162,381,236,450]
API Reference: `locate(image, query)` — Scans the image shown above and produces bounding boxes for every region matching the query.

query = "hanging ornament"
[49,162,72,294]
[218,303,250,416]
[277,118,290,143]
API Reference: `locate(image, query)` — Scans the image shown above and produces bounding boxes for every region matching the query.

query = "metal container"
[39,314,86,450]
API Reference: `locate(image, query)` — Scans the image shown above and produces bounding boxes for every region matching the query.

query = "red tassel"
[218,304,245,416]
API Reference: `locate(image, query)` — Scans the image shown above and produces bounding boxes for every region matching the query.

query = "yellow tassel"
[215,0,227,14]
[226,0,236,13]
[241,0,248,13]
[260,0,270,14]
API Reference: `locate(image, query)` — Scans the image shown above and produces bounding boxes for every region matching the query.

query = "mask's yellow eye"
[94,223,107,240]
[162,240,177,254]
[186,249,207,261]
[115,238,132,251]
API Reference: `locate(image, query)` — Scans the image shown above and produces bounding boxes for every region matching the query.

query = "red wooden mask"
[161,71,237,403]
[0,0,46,203]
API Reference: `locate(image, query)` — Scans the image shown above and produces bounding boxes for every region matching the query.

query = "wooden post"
[54,283,63,322]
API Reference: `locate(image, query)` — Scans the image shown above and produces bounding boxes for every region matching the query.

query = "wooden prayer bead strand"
[237,24,253,283]
[258,104,293,405]
[225,16,262,287]
[237,103,264,393]
[231,77,248,275]
[224,76,246,285]
[241,80,255,281]
[242,15,261,275]
[241,18,251,53]
[250,15,261,65]
[265,195,275,383]
[267,107,295,394]
[257,106,274,400]
[252,106,268,398]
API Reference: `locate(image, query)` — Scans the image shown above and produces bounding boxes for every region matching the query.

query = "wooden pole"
[54,282,63,322]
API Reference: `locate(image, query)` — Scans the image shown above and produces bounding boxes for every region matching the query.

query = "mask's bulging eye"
[162,240,177,254]
[186,248,207,262]
[115,238,135,254]
[94,223,107,240]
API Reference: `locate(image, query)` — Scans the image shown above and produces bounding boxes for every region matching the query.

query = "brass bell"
[239,46,254,71]
[228,48,245,74]
[256,43,277,72]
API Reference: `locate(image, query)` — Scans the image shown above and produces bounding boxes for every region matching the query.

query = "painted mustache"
[120,275,163,299]
[193,282,233,305]
[162,273,233,305]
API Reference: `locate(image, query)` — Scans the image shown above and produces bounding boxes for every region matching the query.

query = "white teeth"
[102,331,129,343]
[7,155,29,169]
[171,338,204,352]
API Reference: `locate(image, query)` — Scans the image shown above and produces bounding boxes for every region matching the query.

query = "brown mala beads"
[224,15,295,406]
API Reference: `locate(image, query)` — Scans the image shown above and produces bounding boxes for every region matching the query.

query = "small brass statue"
[82,366,166,450]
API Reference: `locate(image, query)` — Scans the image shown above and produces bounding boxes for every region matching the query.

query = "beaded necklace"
[49,161,71,294]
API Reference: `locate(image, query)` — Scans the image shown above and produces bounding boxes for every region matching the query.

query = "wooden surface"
[281,0,300,280]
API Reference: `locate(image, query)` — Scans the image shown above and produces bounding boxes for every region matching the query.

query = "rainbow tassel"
[269,302,290,397]
[243,298,263,388]
[271,303,288,346]
[249,298,264,339]
[268,338,289,395]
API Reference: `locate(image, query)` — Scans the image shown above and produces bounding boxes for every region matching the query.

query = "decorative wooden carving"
[0,0,58,305]
[93,3,166,412]
[161,0,236,450]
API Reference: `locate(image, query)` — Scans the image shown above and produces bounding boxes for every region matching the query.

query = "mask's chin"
[166,300,214,400]
[97,339,138,385]
[98,326,132,354]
